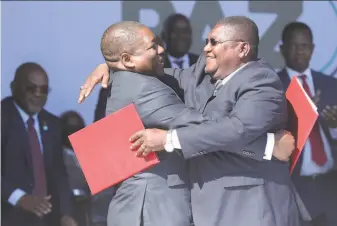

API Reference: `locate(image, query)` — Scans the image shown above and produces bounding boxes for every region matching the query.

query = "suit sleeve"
[176,70,287,160]
[1,108,20,202]
[163,54,205,92]
[134,80,209,129]
[52,123,74,217]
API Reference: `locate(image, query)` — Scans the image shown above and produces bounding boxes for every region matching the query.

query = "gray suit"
[165,55,304,226]
[105,71,209,226]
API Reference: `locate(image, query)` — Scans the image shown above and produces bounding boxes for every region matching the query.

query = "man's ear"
[238,42,250,58]
[120,53,134,68]
[279,44,285,56]
[10,81,15,93]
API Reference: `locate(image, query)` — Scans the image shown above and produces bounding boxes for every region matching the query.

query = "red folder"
[286,77,319,174]
[68,104,160,195]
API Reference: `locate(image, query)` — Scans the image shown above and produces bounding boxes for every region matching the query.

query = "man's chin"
[156,68,165,76]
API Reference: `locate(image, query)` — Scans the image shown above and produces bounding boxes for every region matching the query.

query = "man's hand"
[78,63,110,103]
[61,215,78,226]
[272,130,295,161]
[17,194,52,217]
[321,105,337,128]
[130,129,168,157]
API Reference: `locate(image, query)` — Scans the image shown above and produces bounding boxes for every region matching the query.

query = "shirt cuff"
[8,188,26,206]
[263,133,274,160]
[329,128,337,140]
[165,129,182,152]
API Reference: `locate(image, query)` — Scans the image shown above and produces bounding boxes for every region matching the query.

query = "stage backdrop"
[2,1,337,125]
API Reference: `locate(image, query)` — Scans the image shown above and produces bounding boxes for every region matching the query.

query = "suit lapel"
[9,100,34,170]
[38,112,52,166]
[278,68,291,89]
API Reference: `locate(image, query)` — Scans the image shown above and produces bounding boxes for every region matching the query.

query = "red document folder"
[68,104,160,195]
[286,77,319,174]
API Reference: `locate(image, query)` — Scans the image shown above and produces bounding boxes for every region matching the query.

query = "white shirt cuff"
[165,129,182,152]
[8,188,26,206]
[263,133,274,160]
[171,129,182,149]
[329,128,337,140]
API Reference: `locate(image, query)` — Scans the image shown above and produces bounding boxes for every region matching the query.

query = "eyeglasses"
[25,84,51,95]
[205,38,245,46]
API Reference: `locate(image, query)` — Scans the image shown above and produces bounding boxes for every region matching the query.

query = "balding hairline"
[101,21,149,63]
[14,62,47,83]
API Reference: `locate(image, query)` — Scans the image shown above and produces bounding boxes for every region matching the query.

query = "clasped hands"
[129,129,296,162]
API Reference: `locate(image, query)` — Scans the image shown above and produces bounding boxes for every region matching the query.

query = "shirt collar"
[217,62,252,87]
[286,67,312,81]
[168,54,189,63]
[14,101,39,125]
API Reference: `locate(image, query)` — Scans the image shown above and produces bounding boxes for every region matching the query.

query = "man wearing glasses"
[1,62,77,226]
[79,17,306,226]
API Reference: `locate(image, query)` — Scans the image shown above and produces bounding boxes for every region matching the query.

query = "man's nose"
[158,44,165,55]
[203,42,212,53]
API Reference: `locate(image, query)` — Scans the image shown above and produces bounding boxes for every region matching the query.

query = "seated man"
[95,20,297,226]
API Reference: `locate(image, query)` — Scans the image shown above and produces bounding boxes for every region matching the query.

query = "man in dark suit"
[161,13,199,69]
[278,22,337,226]
[78,17,305,226]
[1,62,77,226]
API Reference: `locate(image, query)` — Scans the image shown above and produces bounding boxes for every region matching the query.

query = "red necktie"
[298,75,327,166]
[27,117,48,196]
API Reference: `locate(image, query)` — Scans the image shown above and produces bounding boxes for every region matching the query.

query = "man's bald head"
[14,62,48,84]
[11,62,49,115]
[216,16,259,57]
[101,21,150,63]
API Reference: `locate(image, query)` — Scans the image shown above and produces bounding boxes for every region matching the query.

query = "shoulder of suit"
[188,52,199,64]
[311,69,336,82]
[245,60,278,77]
[39,108,61,127]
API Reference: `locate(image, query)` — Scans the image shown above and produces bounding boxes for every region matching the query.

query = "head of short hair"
[100,21,149,63]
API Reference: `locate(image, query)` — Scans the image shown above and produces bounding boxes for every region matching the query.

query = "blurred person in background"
[278,21,337,226]
[1,62,77,226]
[161,13,198,69]
[61,111,90,226]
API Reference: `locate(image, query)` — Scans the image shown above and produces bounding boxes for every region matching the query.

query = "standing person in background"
[1,62,77,226]
[61,111,90,226]
[161,13,199,69]
[278,21,337,226]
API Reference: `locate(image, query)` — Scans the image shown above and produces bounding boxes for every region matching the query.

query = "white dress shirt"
[166,62,275,160]
[8,103,43,206]
[286,67,336,176]
[168,54,190,69]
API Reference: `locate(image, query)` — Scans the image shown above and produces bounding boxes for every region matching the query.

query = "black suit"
[278,69,337,226]
[1,97,73,226]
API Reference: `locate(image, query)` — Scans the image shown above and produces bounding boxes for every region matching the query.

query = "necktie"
[27,117,48,196]
[213,80,223,96]
[174,60,184,69]
[298,75,327,166]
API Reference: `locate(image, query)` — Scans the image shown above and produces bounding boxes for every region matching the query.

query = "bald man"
[1,63,77,226]
[80,17,307,226]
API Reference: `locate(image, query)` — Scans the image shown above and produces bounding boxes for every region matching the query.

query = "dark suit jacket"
[278,68,337,218]
[1,97,73,226]
[163,52,199,68]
